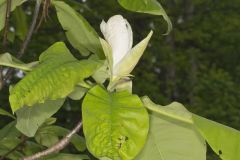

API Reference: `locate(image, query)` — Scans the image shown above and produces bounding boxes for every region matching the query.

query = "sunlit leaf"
[82,85,149,159]
[193,114,240,160]
[138,97,206,160]
[9,42,101,112]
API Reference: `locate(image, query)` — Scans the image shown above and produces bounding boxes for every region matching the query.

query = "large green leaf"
[0,0,25,31]
[193,115,240,160]
[138,97,206,160]
[141,96,193,124]
[16,99,65,137]
[35,125,86,151]
[118,0,172,34]
[0,53,38,71]
[82,85,149,159]
[9,42,101,112]
[52,1,104,58]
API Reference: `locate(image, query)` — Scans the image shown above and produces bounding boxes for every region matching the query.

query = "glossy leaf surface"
[82,85,149,159]
[9,42,101,112]
[193,115,240,160]
[138,97,206,160]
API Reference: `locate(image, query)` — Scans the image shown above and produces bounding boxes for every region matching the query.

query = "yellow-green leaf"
[82,85,149,159]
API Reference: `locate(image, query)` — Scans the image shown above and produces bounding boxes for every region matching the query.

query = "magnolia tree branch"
[17,0,41,58]
[22,121,83,160]
[2,0,41,88]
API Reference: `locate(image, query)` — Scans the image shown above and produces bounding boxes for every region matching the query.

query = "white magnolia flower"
[100,15,133,68]
[100,15,153,82]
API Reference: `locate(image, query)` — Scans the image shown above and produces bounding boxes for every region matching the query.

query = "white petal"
[100,20,107,36]
[100,15,133,67]
[124,19,133,53]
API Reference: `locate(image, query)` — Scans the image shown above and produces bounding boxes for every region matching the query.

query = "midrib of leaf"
[151,132,165,160]
[144,102,193,124]
[109,94,114,153]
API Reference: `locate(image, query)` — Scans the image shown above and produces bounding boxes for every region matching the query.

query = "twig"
[0,135,27,160]
[35,0,50,32]
[1,0,42,89]
[22,121,83,160]
[2,0,12,49]
[17,0,41,58]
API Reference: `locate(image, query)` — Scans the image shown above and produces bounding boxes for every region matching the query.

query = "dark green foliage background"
[0,0,240,159]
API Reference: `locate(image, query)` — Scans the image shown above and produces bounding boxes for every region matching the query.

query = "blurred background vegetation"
[0,0,240,159]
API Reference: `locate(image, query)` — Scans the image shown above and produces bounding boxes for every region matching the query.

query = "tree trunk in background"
[185,0,197,105]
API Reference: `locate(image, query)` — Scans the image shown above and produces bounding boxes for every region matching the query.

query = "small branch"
[22,121,83,160]
[2,0,12,49]
[35,0,50,32]
[0,135,27,160]
[17,0,41,58]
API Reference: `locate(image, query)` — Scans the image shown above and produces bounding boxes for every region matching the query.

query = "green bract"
[9,42,101,112]
[82,85,149,159]
[113,31,153,81]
